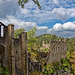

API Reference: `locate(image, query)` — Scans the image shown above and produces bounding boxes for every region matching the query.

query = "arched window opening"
[1,26,4,37]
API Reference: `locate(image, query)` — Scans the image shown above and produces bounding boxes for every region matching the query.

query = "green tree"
[14,28,26,38]
[69,40,75,53]
[70,51,75,75]
[66,38,75,75]
[27,27,37,39]
[18,0,41,9]
[14,27,39,50]
[36,34,59,47]
[27,27,38,50]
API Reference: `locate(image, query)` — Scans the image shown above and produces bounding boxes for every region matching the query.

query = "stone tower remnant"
[0,22,27,75]
[46,40,67,64]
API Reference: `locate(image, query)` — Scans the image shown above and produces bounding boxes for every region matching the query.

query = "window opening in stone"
[16,50,17,54]
[1,26,4,37]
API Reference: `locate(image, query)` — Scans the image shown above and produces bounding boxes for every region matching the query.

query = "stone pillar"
[8,24,14,39]
[11,39,15,75]
[18,36,22,69]
[8,24,14,74]
[4,26,8,61]
[20,32,27,75]
[4,26,8,38]
[0,25,1,37]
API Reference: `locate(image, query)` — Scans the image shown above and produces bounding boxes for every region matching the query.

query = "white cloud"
[0,0,75,24]
[20,8,30,15]
[0,15,48,35]
[0,0,11,1]
[0,0,18,18]
[15,5,75,24]
[0,0,75,37]
[52,7,75,21]
[53,0,59,4]
[0,16,75,37]
[47,21,75,37]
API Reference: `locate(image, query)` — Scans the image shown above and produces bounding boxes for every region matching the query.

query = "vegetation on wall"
[0,27,75,74]
[43,58,70,75]
[0,66,10,75]
[14,27,75,75]
[14,28,26,38]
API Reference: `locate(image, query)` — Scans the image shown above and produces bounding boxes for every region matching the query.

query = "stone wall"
[0,22,27,75]
[46,40,67,64]
[42,41,50,49]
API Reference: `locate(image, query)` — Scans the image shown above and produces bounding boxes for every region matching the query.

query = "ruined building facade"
[46,40,67,64]
[42,41,50,49]
[41,40,67,64]
[0,22,27,75]
[0,22,67,75]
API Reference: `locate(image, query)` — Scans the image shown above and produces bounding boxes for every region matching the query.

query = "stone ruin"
[41,40,67,64]
[42,41,50,50]
[46,40,67,64]
[0,22,42,75]
[0,22,68,75]
[41,40,70,75]
[0,22,27,75]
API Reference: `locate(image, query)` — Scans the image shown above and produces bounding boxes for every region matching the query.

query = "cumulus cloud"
[52,7,75,21]
[0,15,48,35]
[1,16,75,38]
[53,0,59,4]
[0,0,75,37]
[36,26,48,35]
[0,0,75,23]
[0,0,18,18]
[15,1,75,23]
[15,6,53,24]
[47,22,75,37]
[0,0,10,1]
[0,15,75,37]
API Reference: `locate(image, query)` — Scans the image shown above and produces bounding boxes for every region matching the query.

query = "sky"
[0,0,75,38]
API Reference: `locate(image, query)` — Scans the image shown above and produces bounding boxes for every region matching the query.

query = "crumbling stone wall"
[46,40,67,64]
[42,41,50,49]
[0,22,27,75]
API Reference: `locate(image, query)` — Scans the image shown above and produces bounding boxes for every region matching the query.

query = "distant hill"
[36,34,60,46]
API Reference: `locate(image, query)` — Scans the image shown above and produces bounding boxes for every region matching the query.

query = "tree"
[69,40,75,53]
[27,27,38,50]
[14,28,26,38]
[66,39,75,75]
[70,51,75,75]
[2,0,41,9]
[18,0,41,9]
[27,27,37,39]
[14,27,39,50]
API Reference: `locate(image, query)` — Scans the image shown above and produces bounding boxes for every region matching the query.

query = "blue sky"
[0,0,75,37]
